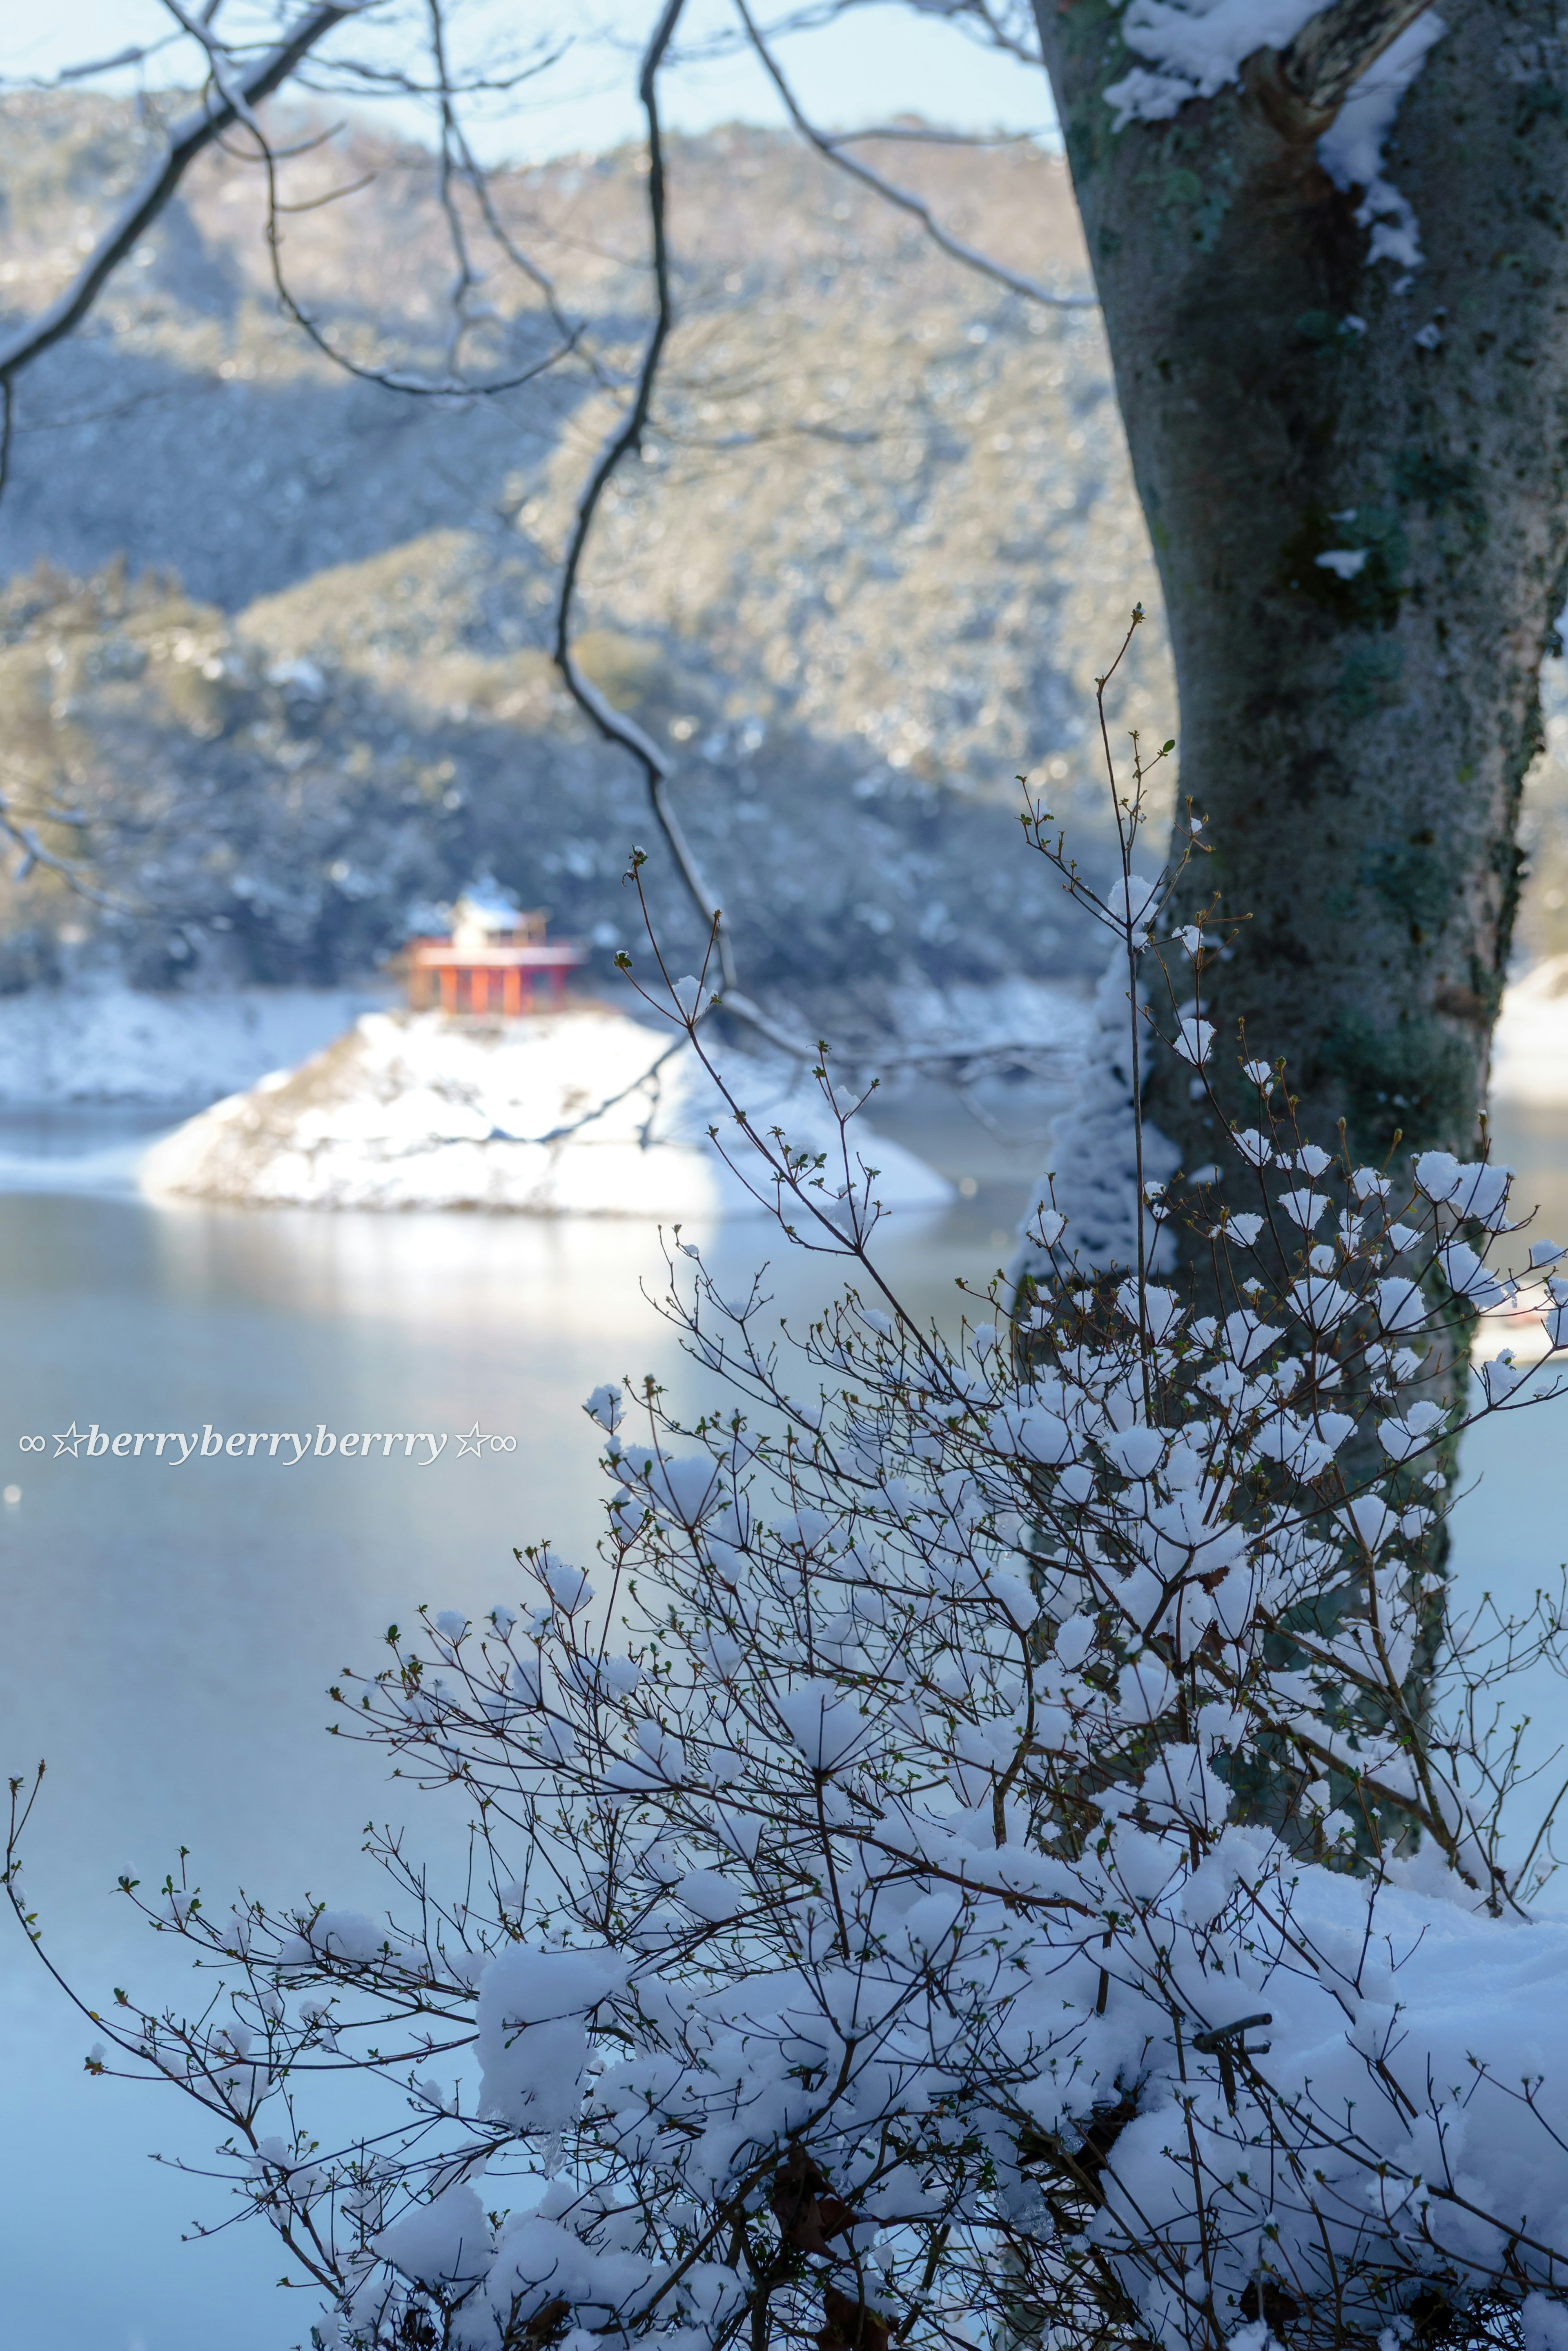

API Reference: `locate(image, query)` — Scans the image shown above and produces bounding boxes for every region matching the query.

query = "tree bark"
[1033,0,1568,1176]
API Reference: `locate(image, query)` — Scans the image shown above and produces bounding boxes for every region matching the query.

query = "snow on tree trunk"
[1033,0,1568,1183]
[1013,944,1179,1286]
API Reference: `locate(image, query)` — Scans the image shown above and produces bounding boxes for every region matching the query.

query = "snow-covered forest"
[0,93,1151,1022]
[6,79,1568,1033]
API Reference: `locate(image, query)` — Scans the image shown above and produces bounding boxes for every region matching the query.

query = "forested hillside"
[2,91,1564,1024]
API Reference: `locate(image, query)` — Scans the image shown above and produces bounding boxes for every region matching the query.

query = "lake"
[1,1091,1564,2351]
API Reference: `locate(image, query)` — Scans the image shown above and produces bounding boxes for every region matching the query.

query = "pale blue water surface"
[0,1096,1563,2351]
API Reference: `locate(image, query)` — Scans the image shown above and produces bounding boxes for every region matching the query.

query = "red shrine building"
[405,891,586,1015]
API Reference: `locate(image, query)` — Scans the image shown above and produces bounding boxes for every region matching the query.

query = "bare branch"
[209,7,587,398]
[0,2,355,395]
[0,797,142,914]
[734,0,1094,309]
[159,0,269,140]
[253,127,584,397]
[684,0,1043,70]
[52,39,183,84]
[271,169,378,215]
[552,2,695,915]
[212,117,345,163]
[287,40,569,102]
[437,81,589,366]
[425,0,488,381]
[549,0,812,1062]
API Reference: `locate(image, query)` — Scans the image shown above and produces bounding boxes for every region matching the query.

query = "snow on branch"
[1103,0,1442,146]
[1102,0,1446,270]
[18,629,1568,2351]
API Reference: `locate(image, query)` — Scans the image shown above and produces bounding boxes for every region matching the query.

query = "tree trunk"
[1033,0,1568,1176]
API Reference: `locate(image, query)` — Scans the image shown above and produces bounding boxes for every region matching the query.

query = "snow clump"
[1103,0,1448,273]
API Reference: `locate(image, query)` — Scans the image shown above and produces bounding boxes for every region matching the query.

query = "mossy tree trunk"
[1033,0,1568,1175]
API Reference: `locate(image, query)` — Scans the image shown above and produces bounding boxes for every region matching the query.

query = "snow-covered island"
[0,944,1557,1217]
[137,1002,955,1218]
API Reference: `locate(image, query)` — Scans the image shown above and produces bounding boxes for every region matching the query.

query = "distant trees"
[0,5,350,487]
[0,0,1100,1033]
[14,0,1565,1153]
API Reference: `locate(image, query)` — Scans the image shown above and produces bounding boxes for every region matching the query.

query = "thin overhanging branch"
[1274,0,1439,126]
[425,0,491,382]
[0,0,356,475]
[439,88,597,376]
[188,4,586,400]
[550,1,814,1062]
[0,794,143,913]
[831,123,1053,147]
[551,0,710,962]
[734,0,1094,312]
[253,130,584,396]
[53,36,184,84]
[683,0,1044,71]
[159,1,271,139]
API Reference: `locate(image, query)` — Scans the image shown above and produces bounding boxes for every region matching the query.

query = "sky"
[0,1,1058,162]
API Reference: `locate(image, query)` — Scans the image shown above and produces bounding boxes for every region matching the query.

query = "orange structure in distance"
[405,892,586,1015]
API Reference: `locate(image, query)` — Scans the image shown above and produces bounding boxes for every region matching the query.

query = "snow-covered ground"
[0,963,1556,1217]
[0,981,394,1105]
[0,975,1091,1108]
[138,1005,954,1218]
[0,963,1544,1109]
[879,974,1091,1073]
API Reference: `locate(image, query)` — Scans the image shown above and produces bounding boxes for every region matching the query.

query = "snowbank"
[0,981,392,1104]
[1490,954,1568,1105]
[880,974,1091,1078]
[138,1005,953,1218]
[0,973,1089,1110]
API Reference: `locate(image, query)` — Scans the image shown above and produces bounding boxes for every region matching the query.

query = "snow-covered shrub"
[12,619,1568,2351]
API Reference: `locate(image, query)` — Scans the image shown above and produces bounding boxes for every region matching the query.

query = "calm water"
[0,1094,1564,2351]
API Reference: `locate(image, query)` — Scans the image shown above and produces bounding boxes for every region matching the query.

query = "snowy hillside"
[0,98,1169,1028]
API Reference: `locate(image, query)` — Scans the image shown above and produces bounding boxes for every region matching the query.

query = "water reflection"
[0,1096,1564,2351]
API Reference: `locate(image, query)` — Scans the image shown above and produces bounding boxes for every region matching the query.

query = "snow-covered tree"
[1014,942,1180,1284]
[13,678,1568,2351]
[1031,0,1568,1194]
